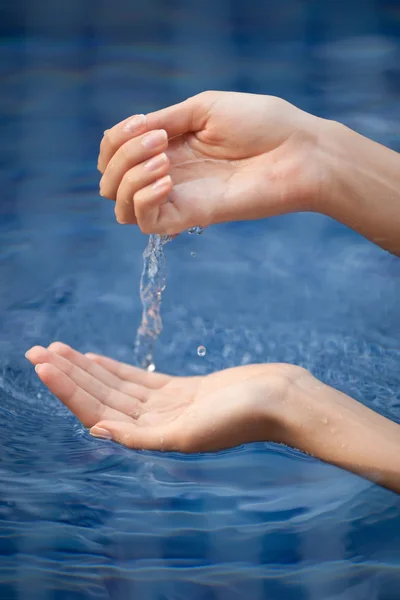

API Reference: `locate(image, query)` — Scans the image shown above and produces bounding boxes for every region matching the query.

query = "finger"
[98,93,208,175]
[45,342,148,398]
[100,129,168,201]
[115,152,169,225]
[98,114,147,173]
[145,94,208,139]
[85,353,172,389]
[90,420,182,451]
[26,346,145,418]
[134,175,177,234]
[35,364,135,427]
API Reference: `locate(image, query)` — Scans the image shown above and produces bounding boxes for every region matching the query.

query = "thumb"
[90,420,181,451]
[145,92,210,139]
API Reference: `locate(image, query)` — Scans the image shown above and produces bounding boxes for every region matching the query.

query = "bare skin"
[25,343,400,494]
[24,91,400,494]
[98,91,323,233]
[98,90,400,254]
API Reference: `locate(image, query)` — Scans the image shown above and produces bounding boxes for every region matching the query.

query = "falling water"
[134,227,204,370]
[133,234,171,370]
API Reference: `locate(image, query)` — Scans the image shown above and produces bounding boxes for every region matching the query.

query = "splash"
[133,234,171,370]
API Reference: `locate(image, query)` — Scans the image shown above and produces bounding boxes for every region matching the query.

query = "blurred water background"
[1,1,400,598]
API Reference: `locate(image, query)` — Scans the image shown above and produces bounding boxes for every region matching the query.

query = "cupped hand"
[98,91,324,234]
[25,342,303,452]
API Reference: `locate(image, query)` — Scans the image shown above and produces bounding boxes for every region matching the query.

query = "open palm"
[26,342,294,452]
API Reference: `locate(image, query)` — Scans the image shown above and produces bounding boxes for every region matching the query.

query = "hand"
[25,342,303,451]
[25,343,400,492]
[98,91,324,234]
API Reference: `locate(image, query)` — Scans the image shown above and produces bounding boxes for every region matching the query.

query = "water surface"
[1,1,400,598]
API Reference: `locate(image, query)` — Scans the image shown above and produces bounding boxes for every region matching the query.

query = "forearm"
[282,374,400,494]
[318,119,400,256]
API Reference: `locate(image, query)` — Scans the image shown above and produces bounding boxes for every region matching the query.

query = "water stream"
[134,227,203,370]
[133,234,172,370]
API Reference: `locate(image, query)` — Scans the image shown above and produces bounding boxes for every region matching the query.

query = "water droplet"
[36,393,42,399]
[147,363,156,372]
[197,345,206,357]
[320,416,328,425]
[188,226,204,235]
[191,251,196,257]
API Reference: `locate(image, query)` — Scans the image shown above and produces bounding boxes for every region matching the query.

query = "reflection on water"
[1,0,400,598]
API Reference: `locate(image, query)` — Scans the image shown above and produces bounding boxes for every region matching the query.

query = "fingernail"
[34,365,40,373]
[123,114,146,134]
[144,153,168,172]
[142,129,167,150]
[152,175,172,190]
[90,426,113,440]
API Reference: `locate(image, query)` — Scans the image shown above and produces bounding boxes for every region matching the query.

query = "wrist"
[264,114,333,217]
[281,371,400,492]
[255,365,317,445]
[314,118,355,219]
[313,117,400,254]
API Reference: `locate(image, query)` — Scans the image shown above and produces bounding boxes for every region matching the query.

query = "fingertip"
[25,346,39,360]
[25,346,47,363]
[122,114,147,135]
[47,341,71,358]
[152,174,172,192]
[97,159,105,175]
[47,340,64,351]
[115,213,130,225]
[90,425,113,440]
[93,421,137,448]
[34,362,58,383]
[35,362,47,376]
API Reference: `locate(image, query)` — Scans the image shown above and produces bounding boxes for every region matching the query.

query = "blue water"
[1,1,400,598]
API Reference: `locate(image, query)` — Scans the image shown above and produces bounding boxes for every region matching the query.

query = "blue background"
[1,1,400,598]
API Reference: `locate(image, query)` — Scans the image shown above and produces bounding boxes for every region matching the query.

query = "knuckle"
[119,139,135,162]
[124,170,138,188]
